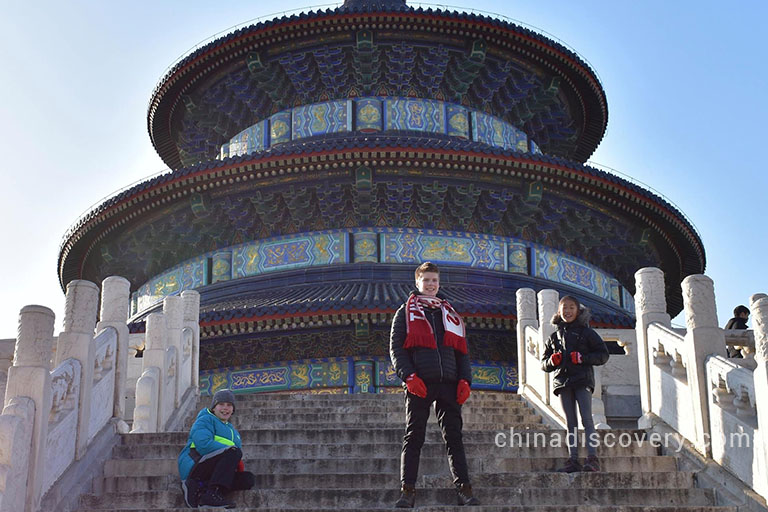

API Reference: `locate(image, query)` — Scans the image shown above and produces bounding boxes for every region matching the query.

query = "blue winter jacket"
[178,408,243,481]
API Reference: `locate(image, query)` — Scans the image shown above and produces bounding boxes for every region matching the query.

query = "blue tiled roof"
[66,132,696,245]
[155,5,596,94]
[127,264,635,332]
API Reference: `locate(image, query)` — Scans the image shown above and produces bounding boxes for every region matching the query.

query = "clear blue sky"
[1,1,765,338]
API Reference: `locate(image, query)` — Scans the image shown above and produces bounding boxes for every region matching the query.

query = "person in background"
[389,262,479,508]
[725,305,750,358]
[541,296,609,473]
[178,389,255,509]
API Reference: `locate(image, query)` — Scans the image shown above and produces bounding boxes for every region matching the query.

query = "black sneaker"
[456,483,480,506]
[394,484,415,508]
[582,454,601,472]
[181,477,203,508]
[557,457,582,473]
[198,485,236,509]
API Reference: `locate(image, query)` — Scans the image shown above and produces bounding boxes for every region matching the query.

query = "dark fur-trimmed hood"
[551,306,591,327]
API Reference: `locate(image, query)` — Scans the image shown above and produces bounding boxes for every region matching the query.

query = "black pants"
[401,381,470,486]
[559,386,597,458]
[189,447,255,491]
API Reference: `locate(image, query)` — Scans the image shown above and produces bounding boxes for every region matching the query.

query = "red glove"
[550,352,563,366]
[456,379,471,405]
[237,459,245,472]
[571,351,583,364]
[405,373,427,398]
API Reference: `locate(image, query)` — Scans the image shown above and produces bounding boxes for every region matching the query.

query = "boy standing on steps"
[389,262,480,508]
[179,389,255,508]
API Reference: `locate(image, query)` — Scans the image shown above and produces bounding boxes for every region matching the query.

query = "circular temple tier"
[59,2,704,393]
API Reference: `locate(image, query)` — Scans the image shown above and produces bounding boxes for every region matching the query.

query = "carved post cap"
[163,295,184,330]
[634,267,667,315]
[145,312,167,351]
[100,276,131,323]
[537,289,559,306]
[537,289,559,321]
[682,274,717,330]
[750,293,768,306]
[181,290,201,322]
[750,297,768,363]
[516,288,536,321]
[14,305,55,367]
[63,279,100,335]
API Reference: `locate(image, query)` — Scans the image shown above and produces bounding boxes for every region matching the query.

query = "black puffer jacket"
[389,292,472,384]
[540,308,609,395]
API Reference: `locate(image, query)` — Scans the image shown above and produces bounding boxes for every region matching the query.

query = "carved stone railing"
[130,290,200,434]
[0,277,201,512]
[515,288,638,430]
[634,267,768,503]
[43,358,81,495]
[724,329,756,368]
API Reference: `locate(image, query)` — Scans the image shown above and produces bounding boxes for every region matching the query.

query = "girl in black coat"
[541,295,609,472]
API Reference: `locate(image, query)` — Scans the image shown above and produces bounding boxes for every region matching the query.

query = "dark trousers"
[559,386,597,458]
[401,381,470,486]
[189,447,255,491]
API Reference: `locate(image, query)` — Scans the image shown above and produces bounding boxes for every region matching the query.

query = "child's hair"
[415,262,440,280]
[559,295,582,311]
[734,305,749,317]
[551,295,588,326]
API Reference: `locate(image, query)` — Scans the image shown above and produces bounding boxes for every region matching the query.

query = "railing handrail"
[648,321,685,343]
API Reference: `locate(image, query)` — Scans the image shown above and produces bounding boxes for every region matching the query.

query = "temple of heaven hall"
[57,0,705,395]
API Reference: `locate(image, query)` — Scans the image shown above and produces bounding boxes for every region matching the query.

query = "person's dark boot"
[198,485,236,509]
[394,483,416,508]
[557,457,582,473]
[181,477,203,508]
[582,454,601,472]
[456,483,480,506]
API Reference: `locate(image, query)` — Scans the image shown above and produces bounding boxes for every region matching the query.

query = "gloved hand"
[405,373,427,398]
[237,459,245,472]
[550,352,563,366]
[571,351,583,364]
[456,379,471,405]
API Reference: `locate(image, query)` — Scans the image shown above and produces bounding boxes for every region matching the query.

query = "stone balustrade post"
[131,367,160,434]
[751,293,768,308]
[54,280,100,460]
[681,274,726,456]
[537,289,558,405]
[95,277,131,423]
[163,296,183,407]
[634,268,671,428]
[5,305,55,512]
[749,295,768,496]
[141,313,167,431]
[516,288,537,394]
[0,397,35,512]
[182,291,201,391]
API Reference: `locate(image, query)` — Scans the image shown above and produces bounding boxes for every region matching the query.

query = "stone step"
[227,392,524,403]
[77,507,738,512]
[228,411,540,426]
[113,440,658,460]
[103,470,696,492]
[79,487,716,509]
[104,455,679,479]
[124,427,663,449]
[214,402,532,414]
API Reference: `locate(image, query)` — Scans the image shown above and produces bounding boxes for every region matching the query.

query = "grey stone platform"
[76,392,737,511]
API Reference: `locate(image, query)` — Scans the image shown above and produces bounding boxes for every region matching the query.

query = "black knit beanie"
[210,389,236,412]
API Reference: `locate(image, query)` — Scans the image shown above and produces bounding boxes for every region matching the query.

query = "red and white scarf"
[404,294,467,354]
